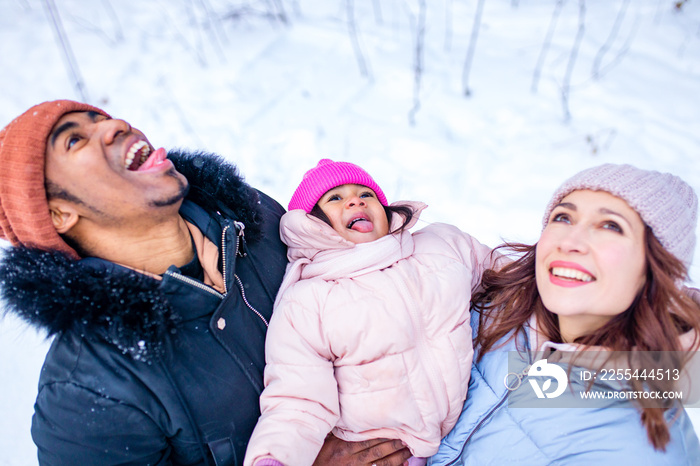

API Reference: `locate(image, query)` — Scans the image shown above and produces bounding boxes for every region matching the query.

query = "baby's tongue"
[351,219,374,233]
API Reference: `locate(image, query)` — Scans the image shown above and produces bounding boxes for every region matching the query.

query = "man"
[0,100,411,465]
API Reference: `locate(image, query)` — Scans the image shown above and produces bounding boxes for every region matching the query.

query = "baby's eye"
[360,191,374,199]
[327,194,341,202]
[602,221,622,233]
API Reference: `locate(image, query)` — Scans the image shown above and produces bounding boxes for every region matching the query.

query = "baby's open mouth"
[347,216,374,233]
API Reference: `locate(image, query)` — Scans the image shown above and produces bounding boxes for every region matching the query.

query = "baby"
[244,159,496,466]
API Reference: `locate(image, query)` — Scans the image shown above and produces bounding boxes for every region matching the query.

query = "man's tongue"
[350,219,374,233]
[137,147,167,171]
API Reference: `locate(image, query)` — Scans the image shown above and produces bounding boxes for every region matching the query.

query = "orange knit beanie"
[0,100,110,259]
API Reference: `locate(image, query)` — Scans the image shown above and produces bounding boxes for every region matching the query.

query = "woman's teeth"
[124,141,151,170]
[551,267,593,282]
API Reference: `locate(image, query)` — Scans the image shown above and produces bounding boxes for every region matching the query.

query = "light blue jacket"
[429,311,700,465]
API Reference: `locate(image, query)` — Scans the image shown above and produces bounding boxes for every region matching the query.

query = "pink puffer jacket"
[244,202,496,466]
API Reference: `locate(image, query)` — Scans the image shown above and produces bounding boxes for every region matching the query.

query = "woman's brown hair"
[473,225,700,450]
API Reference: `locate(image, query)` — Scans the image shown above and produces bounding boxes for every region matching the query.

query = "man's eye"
[67,136,81,149]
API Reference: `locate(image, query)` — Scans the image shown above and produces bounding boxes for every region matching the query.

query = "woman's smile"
[548,260,594,287]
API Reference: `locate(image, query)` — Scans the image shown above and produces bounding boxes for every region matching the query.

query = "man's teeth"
[124,141,151,169]
[551,267,593,282]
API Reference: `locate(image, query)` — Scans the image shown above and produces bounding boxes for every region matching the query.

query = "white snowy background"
[1,0,699,464]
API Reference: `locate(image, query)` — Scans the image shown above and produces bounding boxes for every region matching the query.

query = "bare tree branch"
[532,0,566,94]
[408,0,426,125]
[561,0,586,122]
[195,0,228,64]
[592,0,630,79]
[462,0,486,97]
[444,0,453,51]
[158,1,207,66]
[346,0,372,78]
[585,128,617,155]
[289,0,302,16]
[42,0,89,102]
[101,0,124,42]
[596,10,639,78]
[399,0,416,29]
[268,0,288,24]
[372,0,383,24]
[61,8,121,46]
[185,0,209,66]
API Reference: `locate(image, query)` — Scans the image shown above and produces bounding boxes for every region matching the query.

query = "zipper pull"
[233,221,248,257]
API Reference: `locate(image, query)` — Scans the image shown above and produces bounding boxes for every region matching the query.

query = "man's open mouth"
[124,141,152,170]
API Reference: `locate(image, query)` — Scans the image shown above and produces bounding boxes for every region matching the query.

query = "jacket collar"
[280,200,427,262]
[272,201,427,306]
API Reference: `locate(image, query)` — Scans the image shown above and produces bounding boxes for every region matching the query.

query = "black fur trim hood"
[169,149,264,241]
[0,150,268,361]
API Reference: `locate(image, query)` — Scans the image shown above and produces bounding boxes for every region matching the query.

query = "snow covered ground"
[1,0,699,464]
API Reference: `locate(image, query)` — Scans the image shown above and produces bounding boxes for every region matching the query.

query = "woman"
[430,164,700,465]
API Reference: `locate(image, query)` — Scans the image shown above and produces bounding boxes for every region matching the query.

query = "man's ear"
[48,200,80,234]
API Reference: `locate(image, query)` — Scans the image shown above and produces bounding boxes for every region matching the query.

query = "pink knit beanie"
[288,159,389,212]
[0,100,110,259]
[542,163,698,265]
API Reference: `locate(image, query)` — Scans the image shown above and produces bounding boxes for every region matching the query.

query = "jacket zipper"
[234,274,268,327]
[221,225,230,295]
[166,220,266,326]
[226,220,267,327]
[444,390,510,466]
[233,220,247,258]
[220,221,247,293]
[163,270,224,299]
[444,358,530,465]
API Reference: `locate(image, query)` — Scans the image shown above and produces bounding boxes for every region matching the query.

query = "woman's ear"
[48,200,80,234]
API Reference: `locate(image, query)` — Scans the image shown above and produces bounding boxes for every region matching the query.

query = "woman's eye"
[552,212,571,224]
[602,221,622,233]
